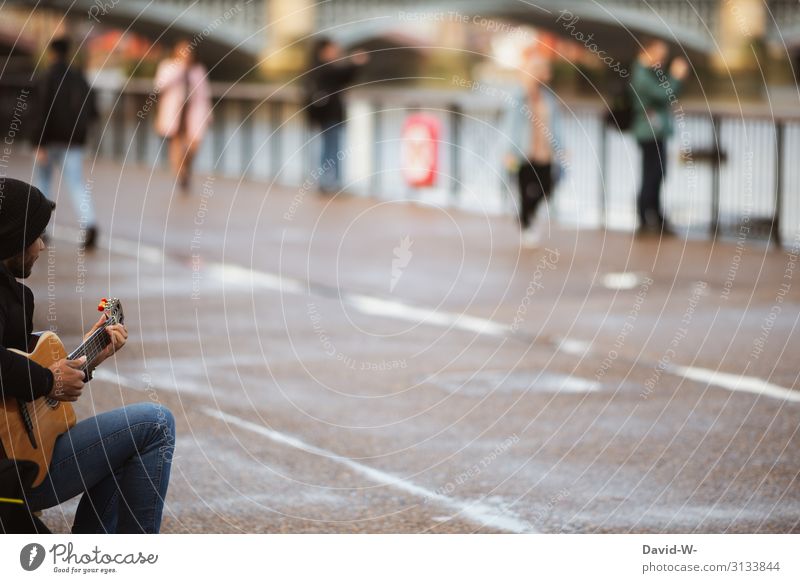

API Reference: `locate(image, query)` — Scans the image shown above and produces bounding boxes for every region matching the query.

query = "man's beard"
[6,255,33,278]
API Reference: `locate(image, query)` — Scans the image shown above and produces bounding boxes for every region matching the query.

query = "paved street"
[17,156,799,533]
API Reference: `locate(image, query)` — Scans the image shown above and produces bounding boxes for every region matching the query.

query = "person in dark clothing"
[305,38,368,193]
[0,178,175,533]
[31,37,99,249]
[629,38,688,235]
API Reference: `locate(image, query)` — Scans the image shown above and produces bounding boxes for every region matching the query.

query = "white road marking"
[61,229,797,406]
[93,369,209,396]
[347,294,508,337]
[202,407,537,533]
[601,272,643,290]
[429,370,600,396]
[670,365,800,403]
[208,263,306,295]
[90,366,536,533]
[58,228,508,337]
[557,338,592,356]
[554,339,799,404]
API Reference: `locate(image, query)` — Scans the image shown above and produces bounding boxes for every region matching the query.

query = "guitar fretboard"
[67,324,111,371]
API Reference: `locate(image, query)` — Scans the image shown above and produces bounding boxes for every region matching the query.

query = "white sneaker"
[521,229,541,249]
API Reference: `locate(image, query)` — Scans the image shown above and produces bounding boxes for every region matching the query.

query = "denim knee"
[125,402,176,449]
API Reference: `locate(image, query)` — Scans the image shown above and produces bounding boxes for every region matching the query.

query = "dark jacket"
[0,264,54,402]
[305,62,359,126]
[32,60,98,147]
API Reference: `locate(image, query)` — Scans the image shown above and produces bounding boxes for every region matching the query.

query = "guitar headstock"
[98,298,124,325]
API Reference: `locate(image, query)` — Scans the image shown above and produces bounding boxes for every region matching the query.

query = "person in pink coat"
[154,40,212,194]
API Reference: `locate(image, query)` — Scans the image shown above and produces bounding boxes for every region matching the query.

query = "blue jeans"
[35,145,97,228]
[24,403,175,534]
[319,122,343,191]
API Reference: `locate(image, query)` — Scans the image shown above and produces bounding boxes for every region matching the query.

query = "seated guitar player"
[0,178,175,533]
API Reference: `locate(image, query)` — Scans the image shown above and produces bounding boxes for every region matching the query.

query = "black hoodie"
[0,178,55,405]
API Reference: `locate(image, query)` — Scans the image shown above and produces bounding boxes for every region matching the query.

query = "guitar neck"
[67,325,110,368]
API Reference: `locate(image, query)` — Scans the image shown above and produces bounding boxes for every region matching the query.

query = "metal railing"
[4,78,799,247]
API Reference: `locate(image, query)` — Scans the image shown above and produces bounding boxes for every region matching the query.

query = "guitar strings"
[17,308,122,459]
[69,324,110,360]
[29,327,108,415]
[29,315,118,416]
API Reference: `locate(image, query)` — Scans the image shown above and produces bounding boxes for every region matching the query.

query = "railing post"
[370,101,382,196]
[709,115,720,240]
[240,99,253,178]
[773,120,784,247]
[212,97,225,175]
[113,91,125,159]
[449,103,461,200]
[269,100,282,181]
[599,120,607,229]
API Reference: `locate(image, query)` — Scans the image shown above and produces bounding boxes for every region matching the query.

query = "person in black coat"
[31,37,100,249]
[305,38,368,193]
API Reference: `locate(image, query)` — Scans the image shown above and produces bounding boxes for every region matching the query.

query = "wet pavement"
[16,156,799,533]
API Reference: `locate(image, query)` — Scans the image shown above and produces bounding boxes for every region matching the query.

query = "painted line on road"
[553,339,800,404]
[670,365,800,403]
[62,228,799,405]
[60,227,508,338]
[202,407,536,533]
[93,369,210,396]
[92,366,536,532]
[347,293,508,337]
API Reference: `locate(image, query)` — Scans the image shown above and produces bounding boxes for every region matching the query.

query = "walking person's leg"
[651,139,669,228]
[518,164,535,230]
[169,134,189,188]
[34,149,56,202]
[330,123,343,189]
[24,402,176,534]
[35,146,64,239]
[519,162,550,247]
[636,141,651,229]
[638,140,664,230]
[319,121,340,192]
[62,147,98,247]
[517,162,530,231]
[180,139,200,192]
[35,146,64,201]
[528,163,553,242]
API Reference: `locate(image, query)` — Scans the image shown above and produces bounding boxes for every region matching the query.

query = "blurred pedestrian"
[32,37,99,249]
[630,38,688,235]
[154,39,212,195]
[304,38,368,194]
[503,55,564,249]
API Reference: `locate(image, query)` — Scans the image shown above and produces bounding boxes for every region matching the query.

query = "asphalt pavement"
[15,156,799,533]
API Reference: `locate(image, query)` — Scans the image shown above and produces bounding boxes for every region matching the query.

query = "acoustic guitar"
[0,298,124,487]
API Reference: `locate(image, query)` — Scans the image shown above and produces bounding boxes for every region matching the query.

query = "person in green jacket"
[630,38,688,234]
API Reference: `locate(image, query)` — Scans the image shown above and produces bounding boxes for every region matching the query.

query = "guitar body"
[0,332,76,487]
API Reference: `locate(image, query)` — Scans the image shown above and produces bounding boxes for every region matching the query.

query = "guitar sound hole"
[45,398,59,409]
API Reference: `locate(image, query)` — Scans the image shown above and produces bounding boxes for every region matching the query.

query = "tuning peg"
[97,298,107,311]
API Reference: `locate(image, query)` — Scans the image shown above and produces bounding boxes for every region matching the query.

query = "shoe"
[82,226,98,250]
[656,220,676,237]
[521,229,541,249]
